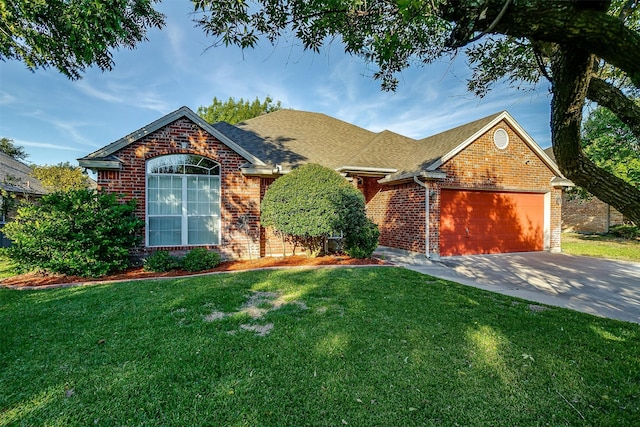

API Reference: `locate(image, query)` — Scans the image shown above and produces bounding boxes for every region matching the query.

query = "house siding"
[96,117,261,260]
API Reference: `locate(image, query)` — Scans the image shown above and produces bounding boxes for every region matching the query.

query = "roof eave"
[551,177,575,188]
[78,159,122,170]
[379,170,447,185]
[240,165,289,177]
[336,165,398,177]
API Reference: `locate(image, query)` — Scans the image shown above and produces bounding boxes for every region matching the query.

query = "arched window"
[146,154,220,246]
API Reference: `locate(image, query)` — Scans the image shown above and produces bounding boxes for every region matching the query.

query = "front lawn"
[0,250,16,280]
[562,232,640,262]
[1,267,638,426]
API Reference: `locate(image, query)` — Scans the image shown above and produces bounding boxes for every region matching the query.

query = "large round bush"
[261,163,376,256]
[4,189,144,277]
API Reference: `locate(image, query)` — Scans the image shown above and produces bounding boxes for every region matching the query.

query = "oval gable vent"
[493,128,509,150]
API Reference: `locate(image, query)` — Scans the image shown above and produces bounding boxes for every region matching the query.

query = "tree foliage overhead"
[192,0,640,224]
[260,163,373,256]
[0,137,28,161]
[197,96,282,124]
[31,162,93,192]
[0,0,165,79]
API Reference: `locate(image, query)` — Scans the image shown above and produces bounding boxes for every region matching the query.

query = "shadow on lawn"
[2,267,639,425]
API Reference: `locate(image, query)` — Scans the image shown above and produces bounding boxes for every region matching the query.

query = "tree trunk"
[550,47,640,224]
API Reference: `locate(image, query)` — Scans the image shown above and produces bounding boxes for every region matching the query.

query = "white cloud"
[75,79,170,114]
[76,81,123,103]
[0,92,16,105]
[14,138,84,152]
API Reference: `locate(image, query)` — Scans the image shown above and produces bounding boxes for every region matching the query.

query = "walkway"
[374,246,640,324]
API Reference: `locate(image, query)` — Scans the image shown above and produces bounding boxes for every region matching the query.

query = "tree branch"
[443,0,640,86]
[587,77,640,139]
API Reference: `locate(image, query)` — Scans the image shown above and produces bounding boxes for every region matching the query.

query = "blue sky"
[0,1,553,168]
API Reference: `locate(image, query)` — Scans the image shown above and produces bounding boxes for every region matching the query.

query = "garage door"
[440,190,544,256]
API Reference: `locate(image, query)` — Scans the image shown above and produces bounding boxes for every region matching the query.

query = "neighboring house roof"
[0,152,47,195]
[78,106,266,170]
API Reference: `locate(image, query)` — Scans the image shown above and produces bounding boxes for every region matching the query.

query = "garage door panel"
[440,190,544,256]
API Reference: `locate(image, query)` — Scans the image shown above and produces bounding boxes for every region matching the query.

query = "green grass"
[1,267,638,426]
[562,232,640,262]
[0,250,16,280]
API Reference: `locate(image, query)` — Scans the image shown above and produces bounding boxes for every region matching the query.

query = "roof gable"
[427,111,563,176]
[79,106,265,169]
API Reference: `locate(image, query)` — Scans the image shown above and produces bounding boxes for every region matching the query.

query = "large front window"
[146,155,220,246]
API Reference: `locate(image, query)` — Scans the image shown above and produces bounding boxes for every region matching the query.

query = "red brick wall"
[96,118,261,260]
[259,177,298,257]
[364,120,563,256]
[365,179,427,254]
[562,196,625,233]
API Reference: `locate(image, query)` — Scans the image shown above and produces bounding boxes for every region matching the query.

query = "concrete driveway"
[374,247,640,324]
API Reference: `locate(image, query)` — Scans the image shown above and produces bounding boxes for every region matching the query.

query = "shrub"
[609,224,639,239]
[344,218,380,259]
[3,189,143,277]
[261,164,369,256]
[143,250,181,272]
[181,248,222,272]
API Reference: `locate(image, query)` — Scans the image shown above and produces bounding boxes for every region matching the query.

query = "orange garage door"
[440,190,544,256]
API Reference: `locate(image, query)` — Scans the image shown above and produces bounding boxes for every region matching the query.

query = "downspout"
[413,175,430,258]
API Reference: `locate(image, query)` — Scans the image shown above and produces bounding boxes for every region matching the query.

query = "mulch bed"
[1,255,388,289]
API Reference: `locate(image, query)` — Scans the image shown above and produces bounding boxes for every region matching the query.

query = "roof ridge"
[417,111,504,142]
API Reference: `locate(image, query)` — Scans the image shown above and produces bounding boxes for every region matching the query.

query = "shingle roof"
[0,152,47,195]
[345,113,503,175]
[221,109,507,177]
[544,146,556,162]
[222,110,378,170]
[80,106,562,181]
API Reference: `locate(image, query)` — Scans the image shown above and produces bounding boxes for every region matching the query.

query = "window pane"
[148,176,182,216]
[187,177,219,216]
[188,216,219,245]
[149,217,181,246]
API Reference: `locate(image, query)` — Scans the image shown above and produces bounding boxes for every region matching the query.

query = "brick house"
[79,106,570,259]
